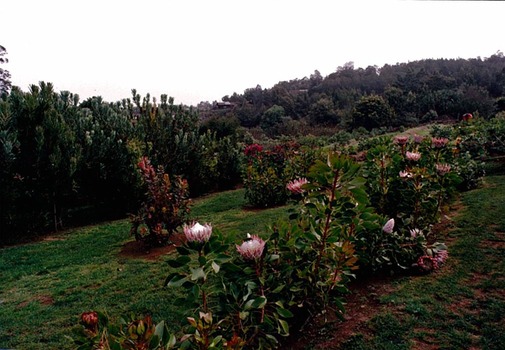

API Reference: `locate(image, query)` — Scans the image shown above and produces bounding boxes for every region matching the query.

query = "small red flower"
[81,311,99,332]
[417,255,439,272]
[244,144,263,157]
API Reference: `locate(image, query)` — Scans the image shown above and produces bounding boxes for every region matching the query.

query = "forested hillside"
[199,53,505,137]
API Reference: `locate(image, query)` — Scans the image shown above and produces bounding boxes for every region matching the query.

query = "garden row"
[72,117,504,349]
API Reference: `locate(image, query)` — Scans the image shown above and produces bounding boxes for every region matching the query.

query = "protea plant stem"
[315,168,340,276]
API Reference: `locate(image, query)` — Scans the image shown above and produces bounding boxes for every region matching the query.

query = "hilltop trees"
[352,95,394,130]
[0,45,11,96]
[203,53,505,137]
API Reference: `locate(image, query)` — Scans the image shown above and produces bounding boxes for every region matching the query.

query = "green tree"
[308,96,339,125]
[0,45,11,96]
[9,82,81,233]
[352,95,394,130]
[260,104,285,130]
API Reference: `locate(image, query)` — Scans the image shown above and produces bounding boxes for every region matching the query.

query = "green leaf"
[271,285,285,293]
[211,261,220,273]
[278,318,290,336]
[165,273,188,288]
[245,296,267,310]
[167,334,177,348]
[190,267,206,281]
[252,296,267,309]
[153,320,165,340]
[176,246,191,255]
[209,335,223,347]
[276,307,294,318]
[166,255,191,268]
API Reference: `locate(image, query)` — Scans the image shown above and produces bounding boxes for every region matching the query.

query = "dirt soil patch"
[282,274,397,349]
[17,295,54,309]
[119,234,186,261]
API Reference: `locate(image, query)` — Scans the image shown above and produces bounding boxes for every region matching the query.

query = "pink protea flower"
[435,250,449,265]
[399,170,413,179]
[417,255,439,272]
[432,137,449,148]
[410,228,422,238]
[184,222,212,243]
[236,235,265,260]
[405,151,421,162]
[394,135,409,145]
[435,163,451,176]
[383,218,395,234]
[287,177,308,194]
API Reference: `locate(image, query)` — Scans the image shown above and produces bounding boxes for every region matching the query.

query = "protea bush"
[363,133,461,238]
[130,156,191,247]
[242,142,316,207]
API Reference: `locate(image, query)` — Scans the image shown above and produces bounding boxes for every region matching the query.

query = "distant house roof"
[213,101,235,109]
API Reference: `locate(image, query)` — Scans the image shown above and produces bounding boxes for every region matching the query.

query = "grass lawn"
[292,173,505,350]
[2,174,504,349]
[0,189,292,350]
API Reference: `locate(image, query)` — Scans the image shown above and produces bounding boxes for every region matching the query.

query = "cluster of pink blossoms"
[405,151,421,162]
[432,137,449,148]
[236,235,265,260]
[394,134,425,145]
[394,135,409,145]
[435,163,451,176]
[184,222,212,243]
[286,177,308,194]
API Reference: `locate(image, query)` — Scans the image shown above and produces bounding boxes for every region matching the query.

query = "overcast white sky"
[1,0,503,105]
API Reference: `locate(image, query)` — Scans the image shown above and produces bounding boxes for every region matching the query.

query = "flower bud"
[184,222,212,243]
[382,218,395,234]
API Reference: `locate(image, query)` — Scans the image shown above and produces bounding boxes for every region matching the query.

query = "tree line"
[199,52,505,136]
[0,84,242,244]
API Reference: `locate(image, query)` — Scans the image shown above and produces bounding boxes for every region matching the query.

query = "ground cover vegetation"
[1,46,505,349]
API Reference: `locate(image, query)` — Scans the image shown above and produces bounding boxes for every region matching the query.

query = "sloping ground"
[285,175,505,350]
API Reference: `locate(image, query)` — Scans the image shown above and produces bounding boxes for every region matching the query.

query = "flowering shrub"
[363,134,461,236]
[160,153,380,348]
[242,142,316,207]
[130,156,191,247]
[75,148,460,349]
[72,311,176,350]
